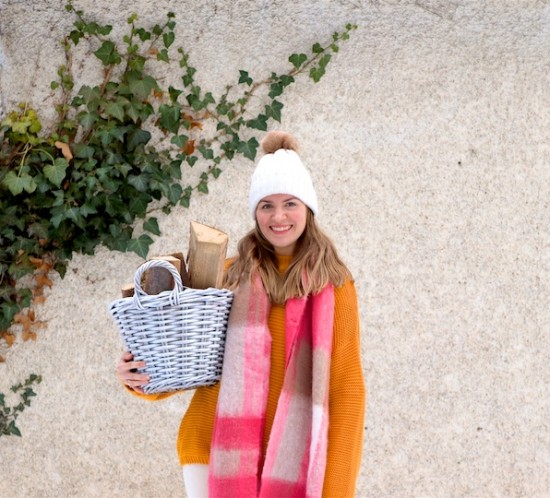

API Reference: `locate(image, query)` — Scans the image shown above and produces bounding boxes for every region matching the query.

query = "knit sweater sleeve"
[322,279,366,498]
[124,385,177,401]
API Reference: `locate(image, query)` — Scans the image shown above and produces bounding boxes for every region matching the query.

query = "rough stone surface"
[1,1,549,496]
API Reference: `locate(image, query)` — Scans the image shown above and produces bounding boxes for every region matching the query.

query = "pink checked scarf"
[208,274,335,498]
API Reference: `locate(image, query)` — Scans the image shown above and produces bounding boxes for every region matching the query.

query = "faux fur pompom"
[261,131,299,154]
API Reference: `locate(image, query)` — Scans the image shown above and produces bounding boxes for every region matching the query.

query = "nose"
[272,205,286,221]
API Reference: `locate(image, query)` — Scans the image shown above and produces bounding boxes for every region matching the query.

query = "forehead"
[258,194,301,203]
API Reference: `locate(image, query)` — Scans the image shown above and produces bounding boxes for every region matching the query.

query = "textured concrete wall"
[1,0,549,496]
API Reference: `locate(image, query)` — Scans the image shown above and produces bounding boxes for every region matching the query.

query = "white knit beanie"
[248,131,318,219]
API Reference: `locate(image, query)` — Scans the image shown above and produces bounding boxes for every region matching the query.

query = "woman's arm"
[323,279,366,498]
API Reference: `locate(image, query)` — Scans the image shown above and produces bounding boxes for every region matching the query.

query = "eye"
[260,203,273,209]
[285,201,298,208]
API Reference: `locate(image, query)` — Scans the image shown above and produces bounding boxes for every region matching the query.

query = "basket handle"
[132,259,184,309]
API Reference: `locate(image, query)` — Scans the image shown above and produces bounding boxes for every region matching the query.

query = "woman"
[116,131,366,497]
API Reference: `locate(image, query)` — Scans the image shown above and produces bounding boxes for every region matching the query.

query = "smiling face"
[255,194,308,256]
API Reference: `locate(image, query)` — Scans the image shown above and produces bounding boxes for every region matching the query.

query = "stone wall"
[1,1,549,496]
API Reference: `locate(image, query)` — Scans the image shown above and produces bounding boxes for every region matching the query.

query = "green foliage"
[0,374,42,437]
[0,1,357,335]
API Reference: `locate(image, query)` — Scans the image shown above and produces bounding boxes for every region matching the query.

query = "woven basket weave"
[109,259,233,394]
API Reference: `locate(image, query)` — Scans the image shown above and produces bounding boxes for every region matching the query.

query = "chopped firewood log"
[121,283,134,298]
[143,255,181,295]
[168,251,190,287]
[187,221,228,289]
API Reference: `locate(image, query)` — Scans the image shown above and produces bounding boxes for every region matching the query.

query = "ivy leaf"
[163,31,175,48]
[265,100,284,122]
[268,82,283,99]
[128,174,149,192]
[125,101,142,123]
[204,92,215,106]
[8,421,22,437]
[65,206,84,228]
[309,66,326,83]
[157,49,169,63]
[127,129,151,150]
[135,28,151,41]
[74,144,95,159]
[186,94,201,111]
[83,21,100,35]
[79,85,101,107]
[143,217,160,236]
[2,172,37,195]
[279,75,295,87]
[98,25,113,36]
[78,111,98,129]
[94,41,121,65]
[50,211,65,229]
[128,55,146,74]
[171,134,188,148]
[168,86,183,102]
[129,192,151,215]
[180,193,191,208]
[159,104,181,133]
[110,127,128,143]
[198,146,214,160]
[44,158,69,187]
[319,53,332,69]
[128,234,154,259]
[238,70,253,86]
[237,137,259,161]
[104,102,125,121]
[220,140,236,159]
[128,75,158,100]
[246,114,268,131]
[115,163,132,177]
[102,194,122,217]
[80,202,98,217]
[69,29,82,45]
[166,183,183,204]
[289,53,307,69]
[198,176,208,194]
[182,67,196,87]
[312,42,324,54]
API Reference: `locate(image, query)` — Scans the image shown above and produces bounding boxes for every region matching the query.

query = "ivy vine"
[0,374,42,437]
[0,1,357,352]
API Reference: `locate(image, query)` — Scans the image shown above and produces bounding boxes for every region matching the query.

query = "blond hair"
[224,210,352,304]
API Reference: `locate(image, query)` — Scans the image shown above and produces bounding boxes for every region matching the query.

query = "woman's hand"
[116,351,150,394]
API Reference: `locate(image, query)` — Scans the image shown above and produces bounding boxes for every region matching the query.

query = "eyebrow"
[259,196,299,204]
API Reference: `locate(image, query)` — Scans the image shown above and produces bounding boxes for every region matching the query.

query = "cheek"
[296,210,308,233]
[255,214,270,236]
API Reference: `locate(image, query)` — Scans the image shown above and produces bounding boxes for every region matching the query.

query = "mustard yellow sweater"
[131,256,366,497]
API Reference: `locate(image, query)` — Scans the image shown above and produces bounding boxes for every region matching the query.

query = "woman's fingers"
[116,352,150,388]
[121,351,133,362]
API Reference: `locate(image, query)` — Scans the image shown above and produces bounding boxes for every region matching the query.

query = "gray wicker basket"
[109,259,233,394]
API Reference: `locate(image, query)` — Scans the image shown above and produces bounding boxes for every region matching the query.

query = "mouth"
[270,225,292,234]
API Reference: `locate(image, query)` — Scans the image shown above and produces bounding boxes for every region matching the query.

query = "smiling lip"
[271,225,292,233]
